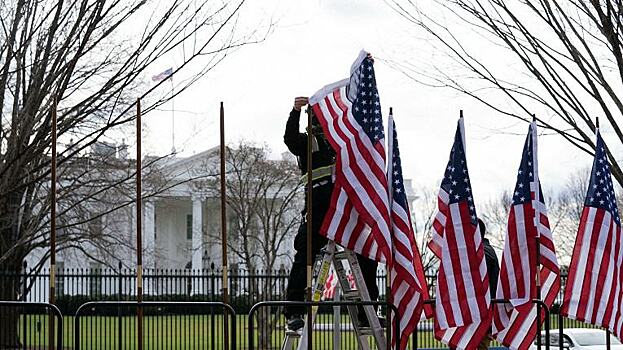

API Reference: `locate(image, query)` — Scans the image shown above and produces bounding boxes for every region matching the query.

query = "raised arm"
[283,97,309,156]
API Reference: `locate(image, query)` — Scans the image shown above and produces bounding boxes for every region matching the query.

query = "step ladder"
[281,241,386,350]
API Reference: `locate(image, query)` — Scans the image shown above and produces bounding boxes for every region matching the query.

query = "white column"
[129,203,137,296]
[144,201,156,294]
[191,193,204,294]
[144,201,156,268]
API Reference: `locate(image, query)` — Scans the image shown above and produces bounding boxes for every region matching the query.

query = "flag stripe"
[314,88,392,261]
[493,123,560,350]
[430,119,490,350]
[387,115,431,349]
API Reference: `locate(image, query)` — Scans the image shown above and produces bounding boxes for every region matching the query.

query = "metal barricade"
[413,298,550,350]
[556,302,613,350]
[248,300,399,350]
[74,301,236,350]
[0,301,64,350]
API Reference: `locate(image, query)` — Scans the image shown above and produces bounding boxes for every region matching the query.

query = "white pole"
[333,283,341,350]
[170,76,175,154]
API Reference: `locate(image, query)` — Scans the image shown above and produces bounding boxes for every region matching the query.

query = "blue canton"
[441,121,477,224]
[390,119,408,211]
[585,132,620,226]
[350,57,384,144]
[512,124,544,206]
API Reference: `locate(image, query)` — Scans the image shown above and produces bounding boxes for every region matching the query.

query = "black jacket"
[483,238,500,298]
[283,108,335,175]
[284,108,335,221]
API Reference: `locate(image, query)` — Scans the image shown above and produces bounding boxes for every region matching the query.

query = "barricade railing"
[248,300,399,350]
[74,301,236,350]
[0,301,64,350]
[556,302,613,350]
[414,298,550,350]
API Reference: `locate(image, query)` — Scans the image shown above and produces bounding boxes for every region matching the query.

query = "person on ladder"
[283,96,382,331]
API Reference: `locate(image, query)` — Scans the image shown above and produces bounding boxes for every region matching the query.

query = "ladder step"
[358,325,386,335]
[358,327,375,336]
[343,290,361,300]
[333,251,350,261]
[285,329,301,337]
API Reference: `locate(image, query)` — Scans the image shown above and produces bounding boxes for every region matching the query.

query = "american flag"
[310,50,392,263]
[323,272,338,300]
[492,122,560,350]
[387,113,432,350]
[323,271,356,300]
[561,130,623,338]
[428,118,491,349]
[152,67,173,82]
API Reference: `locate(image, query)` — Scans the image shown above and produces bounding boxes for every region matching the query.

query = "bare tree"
[479,191,512,250]
[0,0,268,345]
[411,185,441,275]
[547,170,590,262]
[386,0,623,185]
[476,168,595,265]
[206,141,300,349]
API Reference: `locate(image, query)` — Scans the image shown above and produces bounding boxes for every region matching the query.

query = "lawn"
[15,313,595,349]
[17,314,447,349]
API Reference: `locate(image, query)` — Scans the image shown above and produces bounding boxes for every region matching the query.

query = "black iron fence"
[0,266,602,349]
[0,301,64,350]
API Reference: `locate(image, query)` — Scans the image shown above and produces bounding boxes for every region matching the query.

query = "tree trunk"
[0,189,27,349]
[257,308,271,349]
[0,264,22,349]
[256,274,280,349]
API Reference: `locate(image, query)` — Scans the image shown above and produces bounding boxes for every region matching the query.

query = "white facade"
[27,146,296,273]
[25,145,419,297]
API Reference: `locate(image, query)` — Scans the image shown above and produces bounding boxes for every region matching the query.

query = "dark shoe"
[286,315,304,331]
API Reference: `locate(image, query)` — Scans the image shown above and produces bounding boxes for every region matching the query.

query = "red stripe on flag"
[444,204,473,326]
[561,208,590,316]
[576,209,606,320]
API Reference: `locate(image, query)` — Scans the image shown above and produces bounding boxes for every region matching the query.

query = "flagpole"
[531,114,542,350]
[136,98,144,350]
[306,105,314,350]
[170,75,175,154]
[219,102,229,350]
[459,110,466,150]
[386,107,394,350]
[595,117,611,350]
[49,96,57,350]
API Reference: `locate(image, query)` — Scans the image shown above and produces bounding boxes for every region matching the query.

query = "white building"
[25,143,418,297]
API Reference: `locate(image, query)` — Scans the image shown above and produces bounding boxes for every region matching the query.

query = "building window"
[89,262,102,296]
[186,214,192,240]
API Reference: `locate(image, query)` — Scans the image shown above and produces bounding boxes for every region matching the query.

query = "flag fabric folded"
[429,118,491,350]
[323,271,356,300]
[492,122,560,350]
[561,130,623,339]
[310,50,392,263]
[387,113,433,349]
[152,67,173,82]
[323,272,337,300]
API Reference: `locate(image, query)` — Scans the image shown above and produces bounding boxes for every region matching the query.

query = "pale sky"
[143,0,593,204]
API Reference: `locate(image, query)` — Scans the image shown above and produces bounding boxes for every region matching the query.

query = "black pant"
[284,217,380,318]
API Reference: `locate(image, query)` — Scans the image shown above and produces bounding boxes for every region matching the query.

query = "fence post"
[22,261,27,350]
[333,283,340,350]
[210,263,215,350]
[118,261,122,350]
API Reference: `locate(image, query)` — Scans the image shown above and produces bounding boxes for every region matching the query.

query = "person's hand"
[293,97,309,111]
[366,53,374,62]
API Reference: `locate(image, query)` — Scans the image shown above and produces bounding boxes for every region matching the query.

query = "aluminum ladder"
[281,241,386,350]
